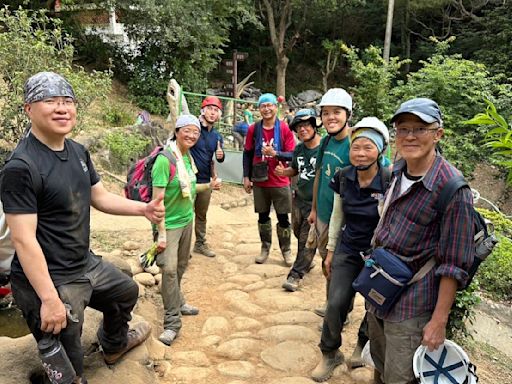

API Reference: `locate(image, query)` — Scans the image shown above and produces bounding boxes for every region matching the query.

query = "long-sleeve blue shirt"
[190,122,224,183]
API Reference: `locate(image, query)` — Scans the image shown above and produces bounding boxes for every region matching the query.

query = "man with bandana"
[190,95,225,258]
[0,72,165,384]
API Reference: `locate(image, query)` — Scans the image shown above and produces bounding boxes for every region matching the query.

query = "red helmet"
[201,96,223,110]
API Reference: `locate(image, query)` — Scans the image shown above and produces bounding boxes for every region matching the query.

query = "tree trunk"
[276,55,289,98]
[383,0,395,63]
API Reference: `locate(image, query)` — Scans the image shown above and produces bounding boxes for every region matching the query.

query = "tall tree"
[383,0,395,62]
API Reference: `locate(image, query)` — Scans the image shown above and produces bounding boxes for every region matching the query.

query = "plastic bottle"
[38,335,76,384]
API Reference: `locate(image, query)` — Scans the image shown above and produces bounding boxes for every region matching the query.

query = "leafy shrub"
[102,103,134,126]
[477,236,512,302]
[103,131,151,170]
[391,38,512,176]
[0,7,111,142]
[477,208,512,238]
[448,281,481,342]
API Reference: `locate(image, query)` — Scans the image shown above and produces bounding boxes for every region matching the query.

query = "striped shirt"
[369,155,474,322]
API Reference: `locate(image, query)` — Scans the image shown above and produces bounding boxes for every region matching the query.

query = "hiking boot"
[256,221,272,264]
[348,342,365,369]
[311,349,344,382]
[277,224,293,266]
[282,276,301,292]
[158,329,177,346]
[103,321,151,364]
[180,303,199,316]
[193,243,216,257]
[314,303,326,317]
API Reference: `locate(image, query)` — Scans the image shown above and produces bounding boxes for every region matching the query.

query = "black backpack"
[435,175,499,289]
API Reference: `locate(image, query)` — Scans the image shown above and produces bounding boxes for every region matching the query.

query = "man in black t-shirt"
[0,72,165,384]
[274,109,320,292]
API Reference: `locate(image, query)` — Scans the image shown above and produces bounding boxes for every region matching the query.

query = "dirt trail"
[90,185,512,384]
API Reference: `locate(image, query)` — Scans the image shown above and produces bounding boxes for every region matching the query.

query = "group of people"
[1,70,475,384]
[242,89,474,384]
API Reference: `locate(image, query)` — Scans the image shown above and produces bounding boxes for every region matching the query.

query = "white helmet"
[318,88,352,114]
[353,116,390,152]
[413,339,478,384]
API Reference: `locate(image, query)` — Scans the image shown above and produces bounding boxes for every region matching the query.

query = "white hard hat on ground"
[413,339,478,384]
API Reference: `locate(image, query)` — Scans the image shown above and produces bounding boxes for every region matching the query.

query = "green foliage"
[0,6,111,142]
[478,236,512,302]
[476,208,512,238]
[103,130,150,169]
[102,103,133,127]
[342,44,410,121]
[392,38,512,176]
[465,100,512,185]
[447,281,481,342]
[114,0,259,113]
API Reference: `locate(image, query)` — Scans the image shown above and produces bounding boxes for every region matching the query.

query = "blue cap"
[290,108,317,131]
[258,93,278,106]
[176,114,200,130]
[391,98,442,124]
[351,128,384,153]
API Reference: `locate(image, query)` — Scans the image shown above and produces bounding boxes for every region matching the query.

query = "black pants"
[11,256,138,375]
[320,249,368,353]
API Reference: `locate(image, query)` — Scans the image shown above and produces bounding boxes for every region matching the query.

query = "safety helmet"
[201,95,223,110]
[352,116,390,152]
[290,108,317,132]
[318,88,352,114]
[413,340,478,384]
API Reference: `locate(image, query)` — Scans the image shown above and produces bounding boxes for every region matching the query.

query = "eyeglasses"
[259,103,276,110]
[41,97,76,108]
[396,127,439,137]
[179,128,200,137]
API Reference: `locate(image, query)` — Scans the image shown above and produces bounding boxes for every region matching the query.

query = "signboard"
[222,59,234,67]
[225,68,234,74]
[235,52,249,61]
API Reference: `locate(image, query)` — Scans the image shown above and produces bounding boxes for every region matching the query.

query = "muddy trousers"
[288,204,316,279]
[158,222,193,332]
[320,250,368,353]
[194,189,212,247]
[367,311,431,384]
[11,257,138,376]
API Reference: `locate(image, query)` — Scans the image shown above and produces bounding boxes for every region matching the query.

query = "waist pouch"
[251,161,269,182]
[352,248,435,314]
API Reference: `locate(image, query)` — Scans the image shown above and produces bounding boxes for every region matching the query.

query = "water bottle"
[475,233,499,261]
[38,335,76,384]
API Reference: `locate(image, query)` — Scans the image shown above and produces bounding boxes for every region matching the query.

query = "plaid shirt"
[369,155,474,322]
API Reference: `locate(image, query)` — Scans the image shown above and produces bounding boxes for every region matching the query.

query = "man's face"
[394,114,443,162]
[321,106,348,134]
[24,96,77,137]
[296,121,315,142]
[259,102,277,120]
[203,105,221,124]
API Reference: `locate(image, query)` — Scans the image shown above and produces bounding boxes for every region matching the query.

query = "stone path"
[126,203,375,384]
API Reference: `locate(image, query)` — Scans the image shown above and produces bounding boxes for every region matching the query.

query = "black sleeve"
[85,148,101,186]
[275,150,293,162]
[329,170,341,194]
[1,161,38,214]
[243,149,254,178]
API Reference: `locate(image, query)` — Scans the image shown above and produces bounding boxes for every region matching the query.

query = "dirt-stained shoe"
[103,321,152,365]
[348,342,365,369]
[193,243,216,257]
[282,276,301,292]
[314,303,326,317]
[158,329,177,346]
[180,303,199,316]
[311,350,344,382]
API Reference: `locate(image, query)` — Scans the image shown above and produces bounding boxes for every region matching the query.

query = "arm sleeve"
[1,162,38,214]
[327,194,344,251]
[276,123,295,162]
[435,187,474,288]
[291,146,300,171]
[243,124,255,178]
[151,155,170,187]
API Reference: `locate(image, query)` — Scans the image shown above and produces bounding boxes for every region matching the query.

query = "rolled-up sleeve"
[435,187,474,288]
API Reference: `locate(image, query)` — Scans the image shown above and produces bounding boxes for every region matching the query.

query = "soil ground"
[90,180,512,384]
